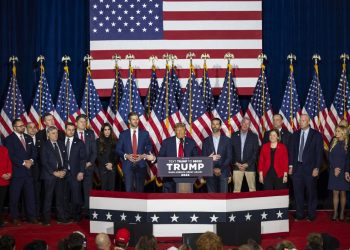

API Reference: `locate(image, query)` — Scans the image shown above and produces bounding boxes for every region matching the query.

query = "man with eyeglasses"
[4,119,38,225]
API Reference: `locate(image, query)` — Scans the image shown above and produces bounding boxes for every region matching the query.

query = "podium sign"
[157,157,213,177]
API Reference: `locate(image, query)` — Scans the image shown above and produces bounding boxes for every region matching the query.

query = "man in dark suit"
[74,114,96,211]
[262,114,291,146]
[157,122,199,193]
[289,114,323,221]
[202,118,232,193]
[36,113,65,147]
[231,117,259,192]
[5,119,38,225]
[116,112,154,192]
[64,122,86,222]
[40,126,70,225]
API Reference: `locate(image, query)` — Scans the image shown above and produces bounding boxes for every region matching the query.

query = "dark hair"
[64,232,87,250]
[211,117,222,126]
[65,122,75,129]
[269,128,281,142]
[0,235,16,250]
[306,233,323,250]
[24,240,47,250]
[273,113,283,120]
[98,123,117,154]
[128,112,139,120]
[76,114,88,122]
[12,118,22,127]
[135,235,157,250]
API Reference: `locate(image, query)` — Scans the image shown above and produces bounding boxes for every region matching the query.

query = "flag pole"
[37,55,45,129]
[201,53,210,100]
[9,56,18,120]
[186,52,196,135]
[126,54,135,113]
[62,55,71,122]
[258,53,267,136]
[148,55,158,118]
[312,54,321,128]
[287,53,296,129]
[112,54,121,114]
[84,54,93,128]
[224,52,234,134]
[163,53,171,129]
[340,53,349,120]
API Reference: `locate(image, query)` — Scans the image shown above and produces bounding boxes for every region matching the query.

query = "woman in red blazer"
[258,129,288,190]
[0,145,12,227]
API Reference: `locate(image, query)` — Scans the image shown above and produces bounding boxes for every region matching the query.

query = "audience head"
[275,240,296,250]
[65,122,76,137]
[60,231,87,250]
[46,126,58,142]
[128,112,139,129]
[174,123,186,140]
[240,117,251,133]
[0,235,16,250]
[135,234,157,250]
[24,240,48,250]
[196,232,223,250]
[211,118,222,134]
[306,233,323,250]
[76,114,88,131]
[237,239,262,250]
[114,228,130,249]
[43,113,55,127]
[269,128,281,143]
[12,119,25,134]
[272,114,283,129]
[26,122,38,136]
[299,114,310,129]
[95,233,111,250]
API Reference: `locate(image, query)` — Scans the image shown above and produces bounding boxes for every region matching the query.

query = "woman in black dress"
[328,125,350,221]
[96,123,118,191]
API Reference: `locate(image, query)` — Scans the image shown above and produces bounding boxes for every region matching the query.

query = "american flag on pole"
[143,66,159,116]
[326,62,350,138]
[179,70,212,148]
[106,68,128,138]
[80,69,107,137]
[302,64,332,146]
[245,64,273,143]
[0,63,28,137]
[27,65,58,129]
[279,63,301,132]
[148,65,181,152]
[171,66,183,108]
[89,0,262,97]
[213,64,243,137]
[200,63,216,114]
[55,68,80,130]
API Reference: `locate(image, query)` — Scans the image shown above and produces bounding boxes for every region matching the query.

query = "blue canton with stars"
[332,69,350,119]
[32,72,55,116]
[108,71,125,114]
[144,69,159,113]
[90,0,163,40]
[81,73,104,120]
[2,75,26,120]
[200,70,216,112]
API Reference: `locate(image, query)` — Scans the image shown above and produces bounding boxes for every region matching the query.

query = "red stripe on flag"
[164,30,262,40]
[163,11,262,20]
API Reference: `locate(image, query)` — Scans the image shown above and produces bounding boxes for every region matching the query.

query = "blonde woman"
[328,125,350,221]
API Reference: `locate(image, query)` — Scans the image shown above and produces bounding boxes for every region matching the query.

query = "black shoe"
[57,219,71,224]
[12,219,21,226]
[293,215,305,221]
[29,218,41,224]
[42,222,51,226]
[307,216,316,222]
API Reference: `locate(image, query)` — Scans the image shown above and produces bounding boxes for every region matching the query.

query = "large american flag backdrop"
[89,0,262,97]
[89,190,289,236]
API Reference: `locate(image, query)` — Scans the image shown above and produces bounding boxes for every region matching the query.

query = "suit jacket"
[258,142,289,178]
[40,140,68,180]
[116,128,152,172]
[231,130,259,172]
[65,137,86,176]
[5,133,37,178]
[158,136,199,158]
[202,135,232,177]
[74,129,97,166]
[262,128,291,148]
[289,128,323,175]
[36,128,65,150]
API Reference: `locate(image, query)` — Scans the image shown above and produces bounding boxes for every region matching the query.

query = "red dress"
[0,146,12,186]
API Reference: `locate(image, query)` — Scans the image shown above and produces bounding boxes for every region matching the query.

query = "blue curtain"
[0,0,350,111]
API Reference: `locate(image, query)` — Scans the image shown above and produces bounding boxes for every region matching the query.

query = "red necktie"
[80,132,85,143]
[132,130,137,155]
[20,135,26,150]
[178,139,184,157]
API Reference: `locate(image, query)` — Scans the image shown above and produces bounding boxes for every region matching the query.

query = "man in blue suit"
[74,114,96,211]
[64,122,86,222]
[202,118,232,193]
[158,122,199,193]
[5,119,38,225]
[116,112,154,192]
[40,126,69,225]
[289,114,323,221]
